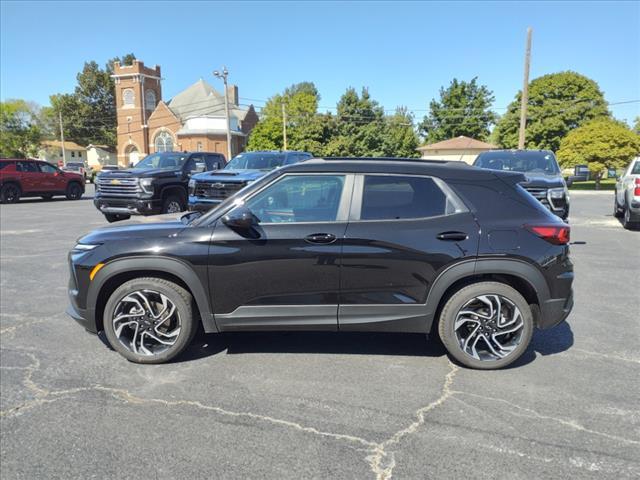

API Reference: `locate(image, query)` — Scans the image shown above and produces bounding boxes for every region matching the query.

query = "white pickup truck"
[614,156,640,229]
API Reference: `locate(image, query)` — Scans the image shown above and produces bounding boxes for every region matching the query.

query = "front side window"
[360,175,451,220]
[38,163,58,174]
[154,131,174,152]
[245,175,345,223]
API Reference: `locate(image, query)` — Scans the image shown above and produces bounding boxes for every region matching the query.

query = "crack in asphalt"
[2,346,638,479]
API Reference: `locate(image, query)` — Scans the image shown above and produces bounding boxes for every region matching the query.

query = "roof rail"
[314,157,454,164]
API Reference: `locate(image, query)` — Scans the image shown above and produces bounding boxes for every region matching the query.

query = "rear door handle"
[436,231,468,241]
[305,233,337,244]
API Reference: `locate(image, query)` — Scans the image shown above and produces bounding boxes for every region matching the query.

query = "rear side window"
[631,161,640,175]
[360,175,455,220]
[0,161,15,171]
[16,161,39,172]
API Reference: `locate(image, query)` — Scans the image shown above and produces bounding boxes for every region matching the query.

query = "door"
[15,160,42,193]
[339,174,479,332]
[38,162,66,192]
[209,173,353,331]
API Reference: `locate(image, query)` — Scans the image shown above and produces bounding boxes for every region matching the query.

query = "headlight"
[72,243,100,252]
[139,178,154,194]
[548,187,566,199]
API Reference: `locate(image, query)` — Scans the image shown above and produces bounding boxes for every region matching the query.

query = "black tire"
[438,281,534,370]
[622,203,639,230]
[41,194,54,201]
[0,183,21,204]
[103,277,197,364]
[66,182,83,200]
[613,192,623,218]
[161,193,186,214]
[104,213,131,223]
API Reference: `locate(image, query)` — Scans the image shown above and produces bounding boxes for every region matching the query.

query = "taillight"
[526,224,570,245]
[634,178,640,196]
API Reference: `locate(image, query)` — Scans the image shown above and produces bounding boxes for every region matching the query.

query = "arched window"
[145,90,156,111]
[154,131,174,152]
[122,88,135,106]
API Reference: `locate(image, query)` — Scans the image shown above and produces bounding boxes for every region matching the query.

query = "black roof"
[284,157,504,181]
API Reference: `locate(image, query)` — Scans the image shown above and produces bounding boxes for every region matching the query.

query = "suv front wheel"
[438,282,533,370]
[103,277,197,363]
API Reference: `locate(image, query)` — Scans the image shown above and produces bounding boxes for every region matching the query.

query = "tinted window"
[0,161,15,170]
[245,175,345,223]
[475,151,559,175]
[132,152,188,170]
[226,152,286,170]
[631,161,640,175]
[361,175,449,220]
[207,155,223,170]
[39,163,58,174]
[16,161,39,173]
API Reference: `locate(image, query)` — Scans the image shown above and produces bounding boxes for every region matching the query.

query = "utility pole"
[58,111,66,164]
[518,27,533,150]
[282,102,288,150]
[213,66,232,161]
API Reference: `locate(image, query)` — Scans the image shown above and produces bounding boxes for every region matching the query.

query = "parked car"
[68,157,573,369]
[0,158,85,203]
[94,151,225,223]
[474,150,570,220]
[63,161,91,182]
[614,156,640,229]
[188,150,312,211]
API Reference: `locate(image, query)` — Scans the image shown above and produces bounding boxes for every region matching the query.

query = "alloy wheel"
[112,290,182,356]
[166,200,182,213]
[454,294,525,362]
[4,185,19,202]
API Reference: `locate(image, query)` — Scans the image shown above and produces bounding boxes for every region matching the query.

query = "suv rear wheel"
[438,281,533,370]
[1,183,21,203]
[103,277,197,364]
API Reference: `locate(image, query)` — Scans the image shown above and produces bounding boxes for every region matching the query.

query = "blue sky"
[1,1,639,124]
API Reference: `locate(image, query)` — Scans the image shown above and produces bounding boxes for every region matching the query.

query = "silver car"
[614,156,640,229]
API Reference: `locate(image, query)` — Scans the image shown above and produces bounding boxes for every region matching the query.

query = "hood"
[191,169,267,183]
[79,218,185,244]
[98,168,182,179]
[520,172,565,189]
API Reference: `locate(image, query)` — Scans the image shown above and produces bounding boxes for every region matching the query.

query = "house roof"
[417,135,496,152]
[166,79,250,123]
[41,140,85,150]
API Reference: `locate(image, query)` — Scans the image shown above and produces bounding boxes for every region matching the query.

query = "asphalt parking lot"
[1,186,639,479]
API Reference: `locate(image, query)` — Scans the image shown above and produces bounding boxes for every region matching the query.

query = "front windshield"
[225,152,286,171]
[133,152,188,170]
[475,151,560,175]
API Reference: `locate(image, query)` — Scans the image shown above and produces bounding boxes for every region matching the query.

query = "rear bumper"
[538,289,574,329]
[94,196,161,216]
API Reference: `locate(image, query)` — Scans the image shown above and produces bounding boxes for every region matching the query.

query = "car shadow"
[506,320,575,369]
[177,331,446,363]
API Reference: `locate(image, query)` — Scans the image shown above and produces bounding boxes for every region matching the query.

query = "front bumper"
[188,195,223,212]
[67,287,98,333]
[94,195,161,216]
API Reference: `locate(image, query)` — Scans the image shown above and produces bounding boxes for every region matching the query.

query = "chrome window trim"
[348,173,468,223]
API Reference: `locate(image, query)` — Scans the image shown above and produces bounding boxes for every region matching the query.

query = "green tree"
[557,118,640,188]
[494,71,609,151]
[0,100,43,158]
[381,107,420,157]
[633,116,640,135]
[419,78,497,144]
[45,53,136,149]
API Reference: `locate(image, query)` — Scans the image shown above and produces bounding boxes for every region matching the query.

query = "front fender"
[88,256,217,333]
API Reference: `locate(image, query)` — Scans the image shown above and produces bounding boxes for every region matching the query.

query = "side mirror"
[222,206,257,230]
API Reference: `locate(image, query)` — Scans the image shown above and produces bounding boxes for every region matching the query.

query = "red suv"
[0,159,85,203]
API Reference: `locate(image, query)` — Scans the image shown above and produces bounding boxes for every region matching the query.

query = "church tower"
[112,60,162,167]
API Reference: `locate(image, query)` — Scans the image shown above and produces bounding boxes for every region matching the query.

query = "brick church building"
[112,59,259,167]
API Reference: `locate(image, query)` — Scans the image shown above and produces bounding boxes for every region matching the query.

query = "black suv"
[474,150,570,220]
[94,151,225,222]
[189,150,312,211]
[68,158,573,369]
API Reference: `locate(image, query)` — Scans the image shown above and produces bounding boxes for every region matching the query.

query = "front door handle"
[436,231,468,241]
[305,233,337,244]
